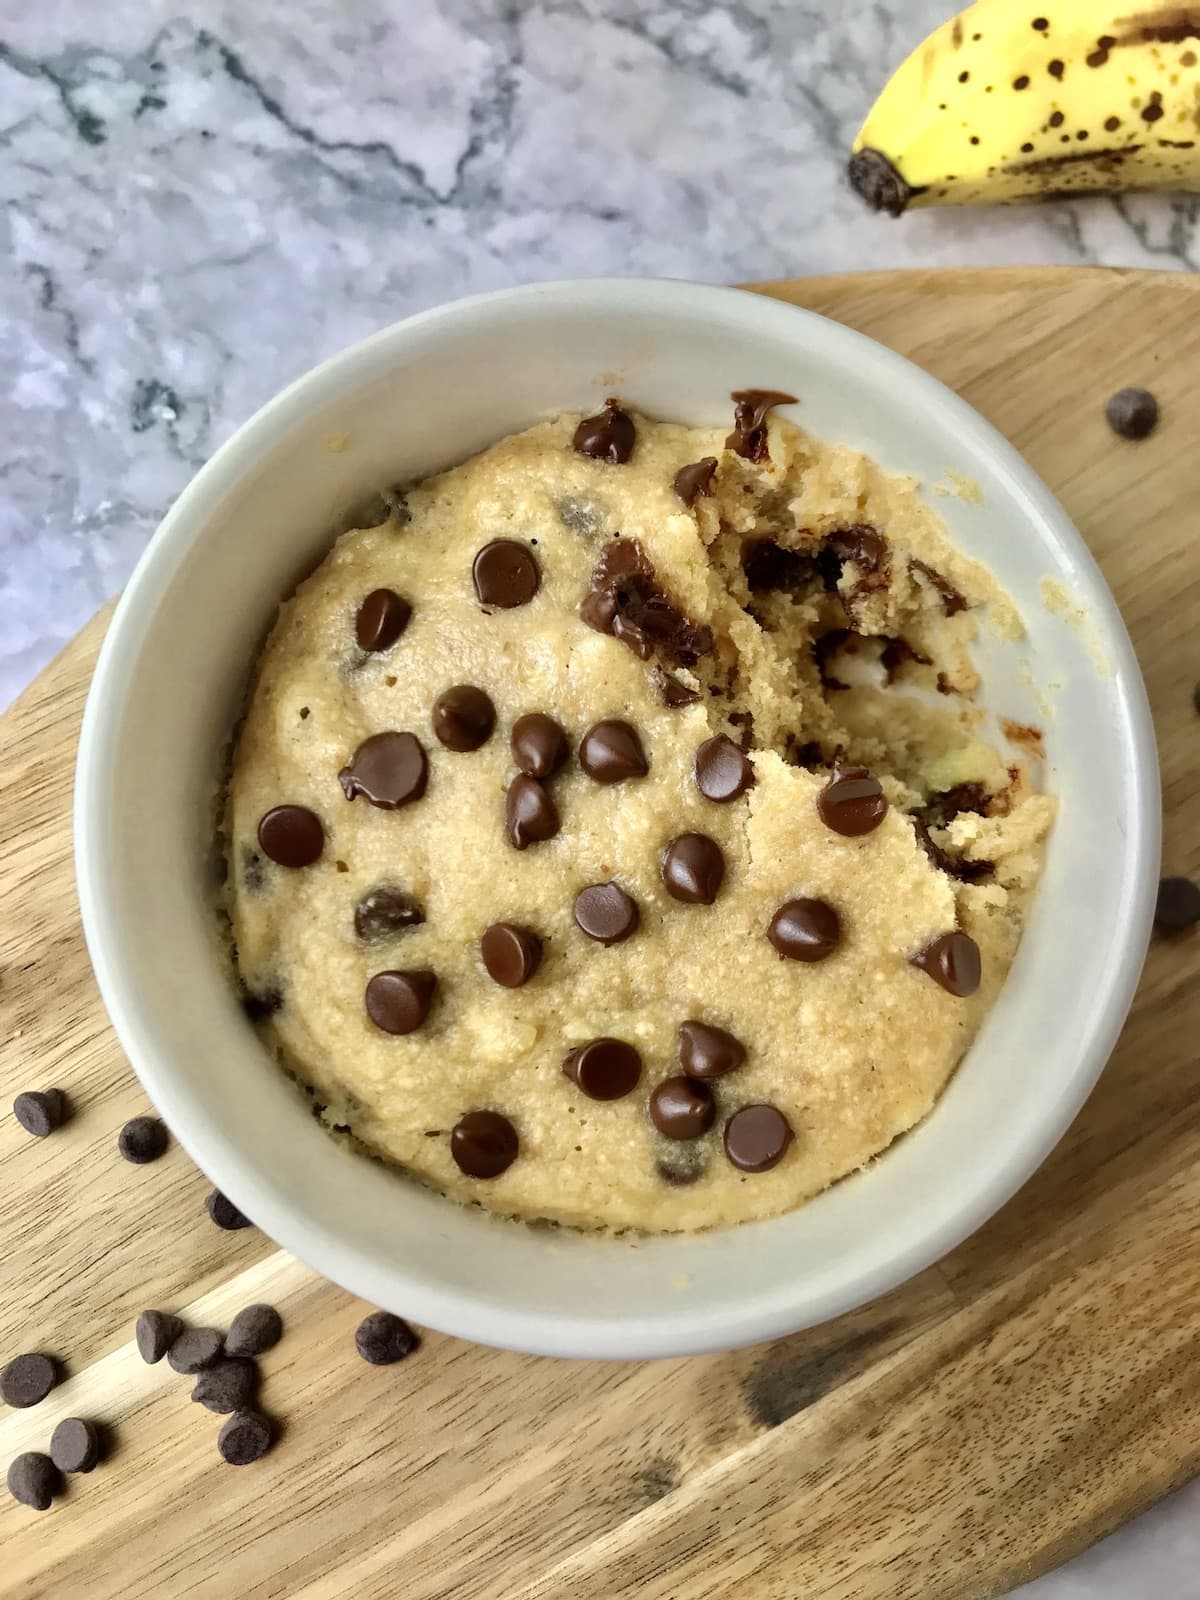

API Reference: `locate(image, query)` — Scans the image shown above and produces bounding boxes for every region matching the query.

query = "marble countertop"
[2,1,1197,1590]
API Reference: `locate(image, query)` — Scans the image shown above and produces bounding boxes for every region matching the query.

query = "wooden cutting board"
[2,266,1199,1600]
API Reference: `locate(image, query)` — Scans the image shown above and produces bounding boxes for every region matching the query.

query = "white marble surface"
[2,1,1197,1589]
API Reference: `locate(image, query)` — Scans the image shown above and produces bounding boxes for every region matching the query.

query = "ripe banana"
[849,0,1200,213]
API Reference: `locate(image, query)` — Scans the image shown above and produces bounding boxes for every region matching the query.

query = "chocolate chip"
[473,540,541,608]
[695,735,755,802]
[743,539,818,594]
[0,1353,56,1408]
[167,1327,224,1375]
[652,668,701,708]
[579,719,648,782]
[1105,386,1158,440]
[649,1076,715,1139]
[433,685,495,751]
[823,525,888,585]
[481,923,543,987]
[656,1150,707,1187]
[217,1410,273,1466]
[573,398,636,464]
[674,457,718,505]
[511,713,569,778]
[206,1190,254,1231]
[910,931,981,997]
[557,496,605,538]
[354,1310,421,1364]
[7,1452,59,1510]
[12,1088,65,1138]
[679,1020,746,1079]
[355,588,411,652]
[225,1304,283,1359]
[339,732,428,808]
[767,899,840,962]
[574,882,639,945]
[450,1110,519,1178]
[193,1358,260,1414]
[241,986,283,1022]
[910,559,967,617]
[117,1115,168,1164]
[49,1418,100,1474]
[257,805,324,868]
[813,626,855,690]
[724,1104,794,1173]
[1155,876,1200,931]
[563,1038,643,1100]
[912,817,993,885]
[661,833,725,904]
[817,766,888,837]
[725,389,797,461]
[136,1310,184,1364]
[365,969,437,1034]
[505,774,560,849]
[580,538,713,666]
[354,887,425,942]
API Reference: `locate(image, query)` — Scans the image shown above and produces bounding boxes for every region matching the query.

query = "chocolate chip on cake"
[563,1039,643,1101]
[432,685,496,752]
[0,1353,57,1409]
[649,1076,715,1139]
[822,525,888,586]
[661,833,725,905]
[355,588,411,652]
[354,887,425,942]
[473,540,541,608]
[217,1409,274,1466]
[743,538,819,595]
[579,720,648,782]
[481,923,543,988]
[450,1110,519,1178]
[49,1418,100,1474]
[206,1190,254,1231]
[167,1327,225,1375]
[7,1452,60,1511]
[241,985,283,1022]
[257,805,325,868]
[365,970,437,1035]
[1105,386,1158,440]
[136,1310,184,1364]
[651,668,701,708]
[511,713,569,779]
[724,1104,794,1173]
[505,774,560,849]
[574,882,639,945]
[117,1115,168,1165]
[725,389,797,462]
[673,457,718,506]
[12,1088,66,1139]
[767,899,841,962]
[192,1358,260,1415]
[573,398,636,464]
[225,1304,283,1359]
[910,559,967,616]
[1156,876,1200,931]
[679,1020,746,1079]
[580,538,712,666]
[339,731,428,808]
[695,735,754,802]
[817,766,888,837]
[354,1310,421,1365]
[910,931,981,997]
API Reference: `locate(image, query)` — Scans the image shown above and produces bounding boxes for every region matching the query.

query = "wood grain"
[2,267,1198,1599]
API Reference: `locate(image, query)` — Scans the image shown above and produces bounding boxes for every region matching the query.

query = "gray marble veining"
[2,2,1198,1592]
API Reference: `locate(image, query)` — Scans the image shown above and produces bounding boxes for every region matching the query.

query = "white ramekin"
[74,278,1159,1359]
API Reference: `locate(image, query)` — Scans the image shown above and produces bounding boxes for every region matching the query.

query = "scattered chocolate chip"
[355,588,411,652]
[7,1452,59,1511]
[167,1327,224,1375]
[241,986,283,1022]
[724,1104,794,1173]
[1104,386,1159,439]
[743,538,818,594]
[354,1310,420,1365]
[206,1190,254,1231]
[450,1110,519,1178]
[1155,876,1200,931]
[0,1353,56,1409]
[679,1020,746,1079]
[912,817,994,885]
[812,627,856,690]
[563,1039,643,1101]
[652,668,701,708]
[818,527,890,600]
[432,685,496,752]
[473,540,541,608]
[117,1115,168,1164]
[242,846,266,891]
[649,1076,715,1139]
[656,1150,707,1187]
[910,931,982,996]
[920,783,991,829]
[725,389,797,461]
[879,635,931,682]
[574,882,639,945]
[695,735,755,802]
[217,1409,273,1466]
[339,731,428,808]
[193,1358,260,1414]
[579,719,649,782]
[481,923,543,987]
[661,833,725,904]
[257,805,324,868]
[817,766,888,837]
[674,457,718,505]
[505,774,560,849]
[511,713,569,778]
[767,899,841,962]
[365,969,437,1034]
[354,887,425,942]
[910,559,967,616]
[580,538,712,666]
[12,1088,65,1139]
[49,1418,100,1474]
[136,1310,184,1364]
[225,1304,283,1359]
[573,398,636,464]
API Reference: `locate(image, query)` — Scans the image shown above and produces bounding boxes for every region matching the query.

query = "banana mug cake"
[224,391,1053,1233]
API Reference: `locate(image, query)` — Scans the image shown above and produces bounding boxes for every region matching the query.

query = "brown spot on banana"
[951,14,964,48]
[1112,8,1200,45]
